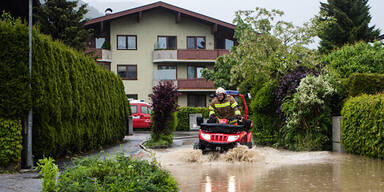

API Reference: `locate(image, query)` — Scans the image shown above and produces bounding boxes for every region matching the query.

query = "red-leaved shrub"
[149,81,179,140]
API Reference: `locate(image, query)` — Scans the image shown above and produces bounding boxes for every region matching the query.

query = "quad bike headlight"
[201,133,211,141]
[227,135,240,142]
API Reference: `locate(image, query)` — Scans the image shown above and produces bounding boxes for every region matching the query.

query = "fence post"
[332,116,344,152]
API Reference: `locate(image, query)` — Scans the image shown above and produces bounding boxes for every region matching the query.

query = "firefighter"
[208,87,242,123]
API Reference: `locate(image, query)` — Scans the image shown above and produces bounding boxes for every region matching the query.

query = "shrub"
[325,41,384,78]
[0,118,22,170]
[250,80,279,145]
[35,157,59,192]
[341,93,384,159]
[347,73,384,97]
[148,81,179,147]
[280,74,336,151]
[0,17,130,159]
[43,153,179,192]
[274,66,320,121]
[176,107,209,131]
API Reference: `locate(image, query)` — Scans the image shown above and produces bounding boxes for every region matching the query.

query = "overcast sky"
[82,0,384,36]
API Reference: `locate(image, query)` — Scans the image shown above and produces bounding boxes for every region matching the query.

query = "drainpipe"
[27,0,33,168]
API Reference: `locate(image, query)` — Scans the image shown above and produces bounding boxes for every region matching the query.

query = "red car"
[129,100,152,129]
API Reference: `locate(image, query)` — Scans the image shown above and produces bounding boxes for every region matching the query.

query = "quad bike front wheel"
[194,140,208,154]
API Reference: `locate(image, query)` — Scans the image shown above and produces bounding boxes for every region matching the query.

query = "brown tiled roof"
[85,1,235,29]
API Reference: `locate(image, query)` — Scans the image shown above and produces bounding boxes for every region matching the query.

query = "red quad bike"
[194,90,253,153]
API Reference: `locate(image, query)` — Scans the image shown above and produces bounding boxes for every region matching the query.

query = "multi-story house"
[85,1,235,107]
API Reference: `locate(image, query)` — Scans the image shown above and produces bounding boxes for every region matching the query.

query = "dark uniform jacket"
[208,95,241,119]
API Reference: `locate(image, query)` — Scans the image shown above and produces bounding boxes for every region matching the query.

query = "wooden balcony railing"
[177,79,214,89]
[153,49,229,62]
[177,49,229,60]
[85,48,112,61]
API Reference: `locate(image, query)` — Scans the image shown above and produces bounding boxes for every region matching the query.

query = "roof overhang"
[85,1,235,30]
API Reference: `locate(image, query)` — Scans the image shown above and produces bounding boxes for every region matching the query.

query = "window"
[216,38,234,50]
[141,106,152,114]
[225,39,234,50]
[117,35,137,50]
[118,65,137,80]
[127,94,138,100]
[96,37,105,48]
[158,65,176,70]
[187,36,205,49]
[97,62,111,71]
[187,94,206,107]
[130,105,137,113]
[188,66,204,79]
[157,36,177,49]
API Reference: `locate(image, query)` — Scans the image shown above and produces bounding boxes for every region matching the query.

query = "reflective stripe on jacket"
[209,95,241,119]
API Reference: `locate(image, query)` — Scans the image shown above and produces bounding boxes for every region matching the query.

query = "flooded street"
[1,132,384,192]
[153,137,384,192]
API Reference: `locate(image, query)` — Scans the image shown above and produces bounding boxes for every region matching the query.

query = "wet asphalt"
[0,131,198,192]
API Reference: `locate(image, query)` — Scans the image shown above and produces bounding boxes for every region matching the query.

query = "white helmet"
[216,87,226,94]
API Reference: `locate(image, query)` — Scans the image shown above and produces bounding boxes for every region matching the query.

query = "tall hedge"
[0,118,22,169]
[176,107,209,131]
[0,16,31,119]
[341,94,384,159]
[0,19,130,159]
[347,73,384,97]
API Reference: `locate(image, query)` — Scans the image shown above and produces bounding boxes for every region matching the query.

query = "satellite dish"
[105,8,113,15]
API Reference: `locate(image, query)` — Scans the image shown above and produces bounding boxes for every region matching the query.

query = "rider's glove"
[237,115,242,120]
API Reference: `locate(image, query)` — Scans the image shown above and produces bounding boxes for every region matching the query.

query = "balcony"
[153,70,177,87]
[153,69,176,80]
[177,79,214,90]
[153,49,229,63]
[153,70,215,90]
[85,48,112,62]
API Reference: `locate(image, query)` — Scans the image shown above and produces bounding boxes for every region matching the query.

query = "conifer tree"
[34,0,92,50]
[319,0,380,53]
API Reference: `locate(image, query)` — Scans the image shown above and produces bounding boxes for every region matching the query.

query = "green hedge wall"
[0,19,130,159]
[341,93,384,159]
[176,107,209,131]
[0,17,31,119]
[347,73,384,97]
[0,118,22,169]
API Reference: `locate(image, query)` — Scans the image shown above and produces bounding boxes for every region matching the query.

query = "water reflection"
[203,175,238,192]
[153,146,384,192]
[204,176,211,192]
[228,176,236,192]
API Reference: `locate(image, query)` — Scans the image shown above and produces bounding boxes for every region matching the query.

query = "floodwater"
[152,142,384,192]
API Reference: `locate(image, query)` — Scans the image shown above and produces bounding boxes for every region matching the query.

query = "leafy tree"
[202,8,329,95]
[34,0,92,50]
[319,0,380,53]
[201,55,236,90]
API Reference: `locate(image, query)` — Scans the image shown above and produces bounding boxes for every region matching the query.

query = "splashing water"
[224,145,263,162]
